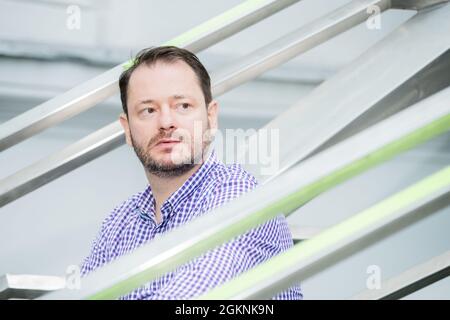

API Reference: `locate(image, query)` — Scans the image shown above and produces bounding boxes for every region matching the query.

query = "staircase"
[0,0,449,299]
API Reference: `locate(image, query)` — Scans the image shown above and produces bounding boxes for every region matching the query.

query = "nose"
[158,105,176,131]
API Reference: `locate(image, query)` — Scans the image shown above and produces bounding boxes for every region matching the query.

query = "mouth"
[155,139,181,147]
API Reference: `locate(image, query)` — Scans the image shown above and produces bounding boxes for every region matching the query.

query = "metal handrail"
[0,0,393,207]
[0,274,66,300]
[39,86,450,299]
[351,251,450,300]
[0,0,301,151]
[240,2,450,183]
[198,166,450,299]
[1,0,448,301]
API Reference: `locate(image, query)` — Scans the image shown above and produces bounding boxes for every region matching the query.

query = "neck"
[145,163,202,223]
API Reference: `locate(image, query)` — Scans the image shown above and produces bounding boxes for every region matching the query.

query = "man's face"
[119,60,218,177]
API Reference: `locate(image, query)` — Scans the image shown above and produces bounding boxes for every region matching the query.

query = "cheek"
[185,121,208,146]
[175,111,206,136]
[129,123,158,147]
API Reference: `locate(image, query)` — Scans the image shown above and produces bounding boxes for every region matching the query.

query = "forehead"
[127,60,203,102]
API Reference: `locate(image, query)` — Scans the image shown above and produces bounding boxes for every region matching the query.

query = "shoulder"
[200,162,258,211]
[97,190,142,239]
[209,162,258,190]
[80,190,143,274]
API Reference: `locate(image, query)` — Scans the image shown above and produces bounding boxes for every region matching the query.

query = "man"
[80,46,302,300]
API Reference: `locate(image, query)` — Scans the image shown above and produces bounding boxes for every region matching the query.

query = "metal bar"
[0,0,300,151]
[311,49,450,157]
[39,87,450,300]
[213,0,391,96]
[289,225,323,242]
[238,3,450,183]
[198,167,450,299]
[0,274,65,300]
[391,0,449,10]
[351,251,450,300]
[0,123,124,207]
[0,0,391,207]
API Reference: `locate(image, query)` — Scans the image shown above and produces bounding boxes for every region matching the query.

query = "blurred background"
[0,0,449,299]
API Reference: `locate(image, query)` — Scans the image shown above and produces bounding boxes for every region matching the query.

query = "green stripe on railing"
[123,0,277,69]
[88,112,449,299]
[198,165,450,299]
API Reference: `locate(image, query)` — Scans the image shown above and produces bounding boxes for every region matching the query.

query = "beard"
[130,122,212,178]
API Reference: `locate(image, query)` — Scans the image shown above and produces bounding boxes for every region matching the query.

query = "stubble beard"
[131,123,212,178]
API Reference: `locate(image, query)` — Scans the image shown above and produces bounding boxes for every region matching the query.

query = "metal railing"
[351,251,450,300]
[240,1,450,183]
[0,0,301,152]
[0,274,66,300]
[0,0,396,207]
[199,166,450,299]
[40,86,450,299]
[1,0,449,300]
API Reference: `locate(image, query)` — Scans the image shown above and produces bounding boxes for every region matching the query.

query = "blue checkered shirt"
[80,149,302,300]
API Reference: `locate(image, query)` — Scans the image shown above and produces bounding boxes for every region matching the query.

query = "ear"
[206,100,219,130]
[119,112,133,146]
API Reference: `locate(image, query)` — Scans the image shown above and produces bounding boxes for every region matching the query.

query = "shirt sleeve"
[79,202,125,277]
[79,220,109,277]
[140,175,302,300]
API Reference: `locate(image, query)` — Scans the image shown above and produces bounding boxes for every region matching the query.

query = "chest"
[107,195,211,259]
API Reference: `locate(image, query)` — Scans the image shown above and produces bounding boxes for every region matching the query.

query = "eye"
[177,103,192,111]
[144,107,155,114]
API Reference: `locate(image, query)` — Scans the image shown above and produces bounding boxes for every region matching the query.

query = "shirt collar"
[135,148,221,222]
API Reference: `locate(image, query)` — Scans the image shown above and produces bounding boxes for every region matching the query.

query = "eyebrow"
[172,94,195,101]
[135,95,195,108]
[136,99,154,107]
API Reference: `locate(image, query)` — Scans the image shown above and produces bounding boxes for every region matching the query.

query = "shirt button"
[164,203,173,214]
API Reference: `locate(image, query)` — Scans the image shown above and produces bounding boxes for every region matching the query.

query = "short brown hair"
[119,46,212,116]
